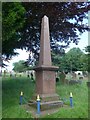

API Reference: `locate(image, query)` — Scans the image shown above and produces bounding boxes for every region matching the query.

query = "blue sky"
[66,31,88,52]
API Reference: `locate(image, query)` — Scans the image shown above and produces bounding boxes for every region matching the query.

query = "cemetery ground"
[2,75,88,118]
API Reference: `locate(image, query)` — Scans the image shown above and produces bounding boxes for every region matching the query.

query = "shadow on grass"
[2,77,35,118]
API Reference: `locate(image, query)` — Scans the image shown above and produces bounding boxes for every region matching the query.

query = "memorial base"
[28,94,63,111]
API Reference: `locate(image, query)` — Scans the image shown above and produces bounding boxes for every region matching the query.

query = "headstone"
[59,71,66,84]
[4,70,6,77]
[27,71,30,78]
[29,16,63,110]
[72,72,76,80]
[10,71,12,77]
[15,73,17,77]
[30,72,33,80]
[69,80,82,85]
[56,72,60,82]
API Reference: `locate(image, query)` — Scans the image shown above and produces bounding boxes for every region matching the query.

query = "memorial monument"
[29,15,63,110]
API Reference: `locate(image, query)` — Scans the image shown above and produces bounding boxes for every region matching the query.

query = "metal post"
[20,91,23,105]
[70,92,73,107]
[37,94,40,114]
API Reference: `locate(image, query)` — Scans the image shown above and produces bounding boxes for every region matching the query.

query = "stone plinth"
[34,65,58,95]
[29,100,63,111]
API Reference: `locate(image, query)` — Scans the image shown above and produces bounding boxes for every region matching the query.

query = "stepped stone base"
[28,94,63,111]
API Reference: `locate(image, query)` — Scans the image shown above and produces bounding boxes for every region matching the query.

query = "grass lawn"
[2,76,88,118]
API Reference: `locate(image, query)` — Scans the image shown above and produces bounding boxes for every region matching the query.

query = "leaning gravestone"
[29,16,63,110]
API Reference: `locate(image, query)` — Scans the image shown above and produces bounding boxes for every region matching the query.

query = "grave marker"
[29,16,63,110]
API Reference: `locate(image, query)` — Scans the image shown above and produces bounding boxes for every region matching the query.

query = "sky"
[3,50,30,71]
[3,30,88,72]
[65,31,88,52]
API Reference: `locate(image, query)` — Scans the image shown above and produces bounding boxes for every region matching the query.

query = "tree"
[52,47,85,72]
[79,54,88,71]
[66,47,84,71]
[13,60,28,72]
[2,2,90,63]
[2,2,26,58]
[85,45,90,53]
[51,50,66,71]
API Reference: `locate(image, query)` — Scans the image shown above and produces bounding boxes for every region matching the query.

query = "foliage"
[52,47,87,72]
[52,51,66,71]
[13,60,28,72]
[85,45,90,53]
[79,54,88,71]
[2,2,26,58]
[65,47,84,71]
[2,2,90,62]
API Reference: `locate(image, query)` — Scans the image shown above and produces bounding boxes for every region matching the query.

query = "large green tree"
[2,2,90,63]
[65,47,84,71]
[79,53,88,71]
[2,2,26,58]
[52,47,85,72]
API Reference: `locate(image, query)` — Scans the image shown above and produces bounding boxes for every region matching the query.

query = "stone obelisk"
[30,16,63,110]
[35,15,59,96]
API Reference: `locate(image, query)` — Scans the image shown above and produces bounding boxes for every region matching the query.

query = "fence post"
[20,91,23,105]
[37,94,40,114]
[70,92,73,107]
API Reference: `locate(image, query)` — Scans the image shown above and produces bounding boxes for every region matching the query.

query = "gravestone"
[29,16,63,110]
[72,72,76,80]
[4,70,6,77]
[59,71,66,84]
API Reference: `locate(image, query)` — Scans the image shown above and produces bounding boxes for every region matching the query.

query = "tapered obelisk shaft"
[39,15,51,66]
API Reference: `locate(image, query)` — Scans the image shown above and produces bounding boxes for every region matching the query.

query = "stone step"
[28,100,63,111]
[31,93,61,102]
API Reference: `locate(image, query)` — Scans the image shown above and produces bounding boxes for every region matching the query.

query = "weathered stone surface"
[39,15,51,66]
[29,15,63,110]
[29,100,63,111]
[69,80,82,85]
[59,71,66,84]
[33,15,59,96]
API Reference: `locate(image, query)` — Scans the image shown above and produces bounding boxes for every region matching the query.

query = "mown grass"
[44,80,88,118]
[2,76,35,118]
[2,76,88,118]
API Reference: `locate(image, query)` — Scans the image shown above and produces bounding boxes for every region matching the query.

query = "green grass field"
[2,76,88,118]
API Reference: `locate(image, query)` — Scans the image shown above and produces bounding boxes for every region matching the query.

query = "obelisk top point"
[43,15,48,21]
[38,14,51,66]
[43,15,48,18]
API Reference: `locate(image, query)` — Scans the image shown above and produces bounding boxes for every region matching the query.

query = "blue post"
[70,92,73,107]
[20,91,23,105]
[37,94,40,114]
